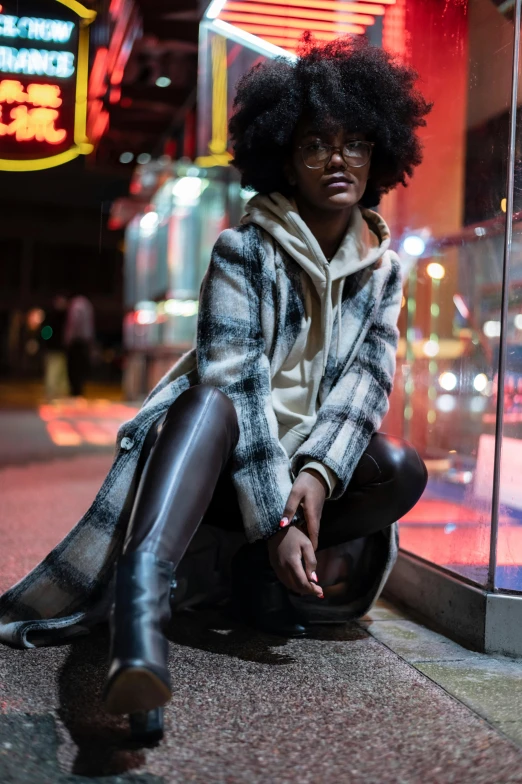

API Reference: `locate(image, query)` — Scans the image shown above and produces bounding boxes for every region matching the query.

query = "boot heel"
[129,708,164,744]
[104,665,172,715]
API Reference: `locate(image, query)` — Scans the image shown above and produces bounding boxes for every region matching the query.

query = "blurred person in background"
[64,294,95,398]
[0,37,431,739]
[41,295,70,400]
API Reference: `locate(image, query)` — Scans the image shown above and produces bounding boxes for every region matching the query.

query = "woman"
[0,37,431,733]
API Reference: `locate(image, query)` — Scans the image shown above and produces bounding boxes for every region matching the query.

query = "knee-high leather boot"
[104,385,239,715]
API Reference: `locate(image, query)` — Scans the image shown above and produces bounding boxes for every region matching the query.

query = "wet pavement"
[1,401,522,782]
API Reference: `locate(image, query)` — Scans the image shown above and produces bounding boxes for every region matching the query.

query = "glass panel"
[383,0,517,586]
[497,10,522,594]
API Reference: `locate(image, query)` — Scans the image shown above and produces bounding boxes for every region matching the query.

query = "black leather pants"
[123,384,427,565]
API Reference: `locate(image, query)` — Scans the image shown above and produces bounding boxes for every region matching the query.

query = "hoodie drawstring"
[323,266,332,375]
[336,279,344,367]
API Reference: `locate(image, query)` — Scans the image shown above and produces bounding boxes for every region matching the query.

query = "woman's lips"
[323,179,354,190]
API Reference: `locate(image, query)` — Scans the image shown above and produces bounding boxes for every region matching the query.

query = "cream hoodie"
[241,192,392,496]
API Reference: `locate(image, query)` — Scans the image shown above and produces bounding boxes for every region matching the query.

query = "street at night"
[2,0,522,780]
[0,394,521,781]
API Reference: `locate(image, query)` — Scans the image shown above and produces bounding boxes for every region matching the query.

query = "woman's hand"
[266,469,328,597]
[282,469,328,550]
[267,526,324,597]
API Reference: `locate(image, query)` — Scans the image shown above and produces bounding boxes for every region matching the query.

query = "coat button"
[120,437,134,450]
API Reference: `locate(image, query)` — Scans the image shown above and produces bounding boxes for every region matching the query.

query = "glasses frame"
[298,140,375,170]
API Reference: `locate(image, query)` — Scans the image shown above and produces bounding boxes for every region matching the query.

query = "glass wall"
[383,0,520,590]
[496,16,522,593]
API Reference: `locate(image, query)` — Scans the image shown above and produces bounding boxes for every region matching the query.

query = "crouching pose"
[0,36,431,741]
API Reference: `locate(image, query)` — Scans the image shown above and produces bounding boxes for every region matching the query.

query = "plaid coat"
[0,220,402,648]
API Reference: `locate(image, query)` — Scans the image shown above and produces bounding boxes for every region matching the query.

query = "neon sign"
[0,15,75,42]
[0,80,66,143]
[0,0,96,171]
[0,47,75,77]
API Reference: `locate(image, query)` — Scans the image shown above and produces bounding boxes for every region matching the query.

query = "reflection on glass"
[382,0,517,587]
[497,22,522,592]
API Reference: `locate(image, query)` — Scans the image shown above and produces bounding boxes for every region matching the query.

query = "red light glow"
[214,0,396,53]
[228,22,365,38]
[221,11,373,29]
[226,0,386,11]
[225,1,382,21]
[39,400,139,448]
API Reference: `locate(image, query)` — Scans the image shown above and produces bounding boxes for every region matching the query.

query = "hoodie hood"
[241,191,391,371]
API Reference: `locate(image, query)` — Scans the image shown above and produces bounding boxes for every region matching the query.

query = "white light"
[426,262,445,280]
[119,151,134,164]
[483,320,501,338]
[514,314,522,330]
[423,340,440,358]
[163,299,199,317]
[436,394,456,413]
[139,212,159,234]
[211,19,297,61]
[453,294,470,320]
[155,76,171,88]
[402,235,426,257]
[136,310,156,325]
[205,0,228,19]
[470,396,487,413]
[172,176,204,205]
[474,227,487,237]
[137,153,151,165]
[135,301,156,325]
[473,373,488,392]
[439,371,457,391]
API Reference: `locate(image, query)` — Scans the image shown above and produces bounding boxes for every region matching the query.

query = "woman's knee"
[165,385,239,441]
[365,433,428,500]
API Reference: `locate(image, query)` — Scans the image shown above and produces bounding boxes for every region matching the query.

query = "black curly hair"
[229,35,432,207]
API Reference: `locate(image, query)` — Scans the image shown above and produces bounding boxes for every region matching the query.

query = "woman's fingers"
[280,487,304,528]
[301,541,324,598]
[302,500,321,551]
[288,556,322,596]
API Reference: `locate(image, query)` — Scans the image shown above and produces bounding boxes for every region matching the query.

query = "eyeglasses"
[298,140,375,170]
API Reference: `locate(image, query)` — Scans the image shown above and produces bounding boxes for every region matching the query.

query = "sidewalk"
[0,455,522,783]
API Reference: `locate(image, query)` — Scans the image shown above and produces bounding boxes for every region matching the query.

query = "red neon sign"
[0,79,66,143]
[213,0,397,54]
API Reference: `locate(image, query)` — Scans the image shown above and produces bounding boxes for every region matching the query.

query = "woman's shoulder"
[212,224,273,273]
[212,223,264,258]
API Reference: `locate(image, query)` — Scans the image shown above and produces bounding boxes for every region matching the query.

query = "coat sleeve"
[290,257,403,500]
[197,227,294,542]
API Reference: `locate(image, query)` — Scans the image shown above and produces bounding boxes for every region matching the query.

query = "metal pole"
[487,0,522,592]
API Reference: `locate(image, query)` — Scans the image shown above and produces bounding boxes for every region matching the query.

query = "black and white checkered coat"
[0,220,402,648]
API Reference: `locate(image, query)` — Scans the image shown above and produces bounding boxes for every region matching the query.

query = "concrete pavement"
[1,404,522,782]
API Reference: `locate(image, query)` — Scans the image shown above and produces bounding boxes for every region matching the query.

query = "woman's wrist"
[299,466,329,496]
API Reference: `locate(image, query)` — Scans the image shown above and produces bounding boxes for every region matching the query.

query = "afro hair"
[229,35,432,207]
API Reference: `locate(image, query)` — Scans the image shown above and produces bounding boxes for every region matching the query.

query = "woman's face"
[286,119,372,212]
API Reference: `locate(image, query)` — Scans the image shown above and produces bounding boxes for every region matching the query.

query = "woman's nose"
[328,149,347,169]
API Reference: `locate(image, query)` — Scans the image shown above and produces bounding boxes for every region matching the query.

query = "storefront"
[121,0,522,655]
[372,0,522,656]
